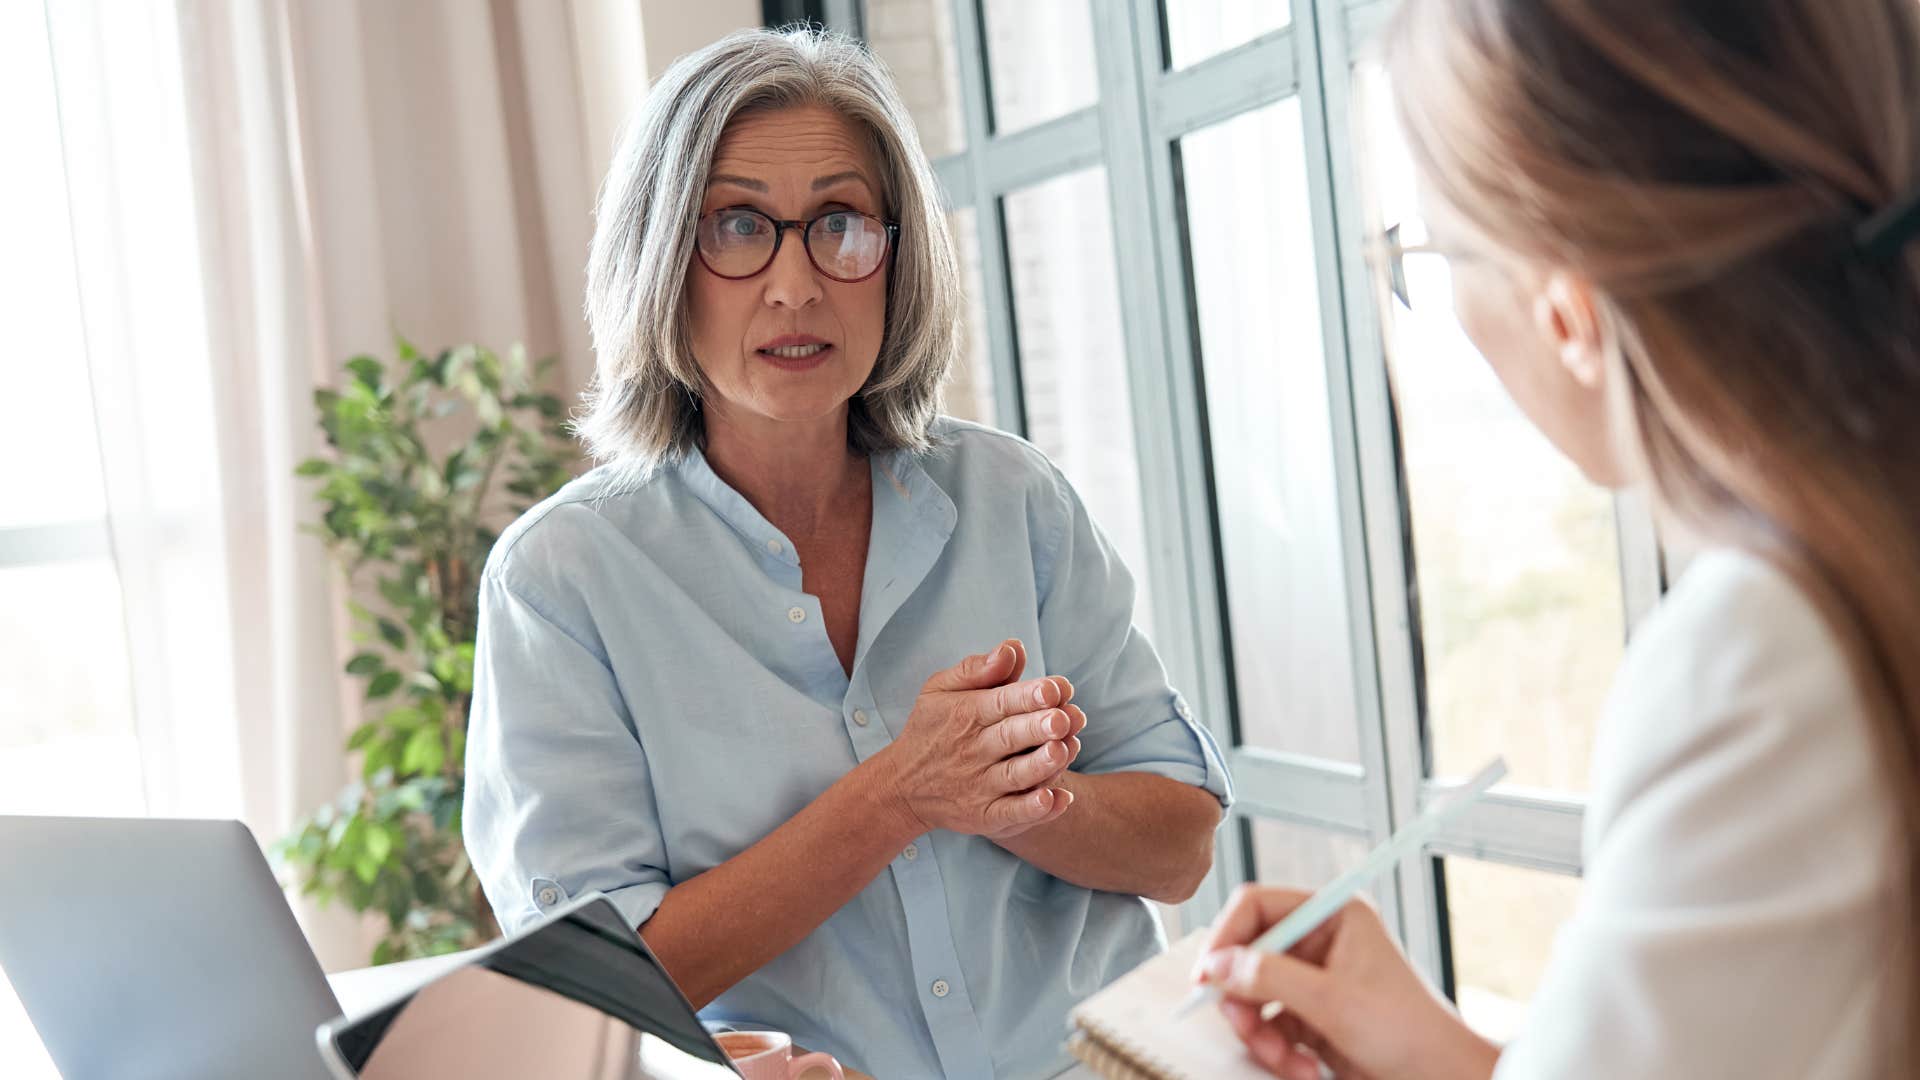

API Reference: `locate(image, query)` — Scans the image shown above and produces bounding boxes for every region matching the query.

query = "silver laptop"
[0,815,340,1079]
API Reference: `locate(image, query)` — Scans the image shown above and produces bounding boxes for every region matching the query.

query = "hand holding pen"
[1184,759,1509,1080]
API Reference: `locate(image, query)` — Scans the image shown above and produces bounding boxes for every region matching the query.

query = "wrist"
[853,747,926,847]
[1432,1010,1501,1080]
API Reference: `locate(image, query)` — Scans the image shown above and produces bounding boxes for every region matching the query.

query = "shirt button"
[930,979,950,999]
[903,843,919,860]
[787,606,806,623]
[852,709,870,727]
[537,887,559,906]
[766,538,782,555]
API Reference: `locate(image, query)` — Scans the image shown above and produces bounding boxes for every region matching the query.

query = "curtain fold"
[40,0,697,970]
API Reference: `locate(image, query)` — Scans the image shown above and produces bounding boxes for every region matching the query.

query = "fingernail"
[1198,949,1236,984]
[1033,683,1050,706]
[996,644,1013,665]
[1044,711,1066,738]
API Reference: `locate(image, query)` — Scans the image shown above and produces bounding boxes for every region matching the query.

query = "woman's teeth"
[763,343,828,358]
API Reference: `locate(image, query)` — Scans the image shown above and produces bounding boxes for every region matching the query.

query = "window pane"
[1248,817,1370,890]
[1,0,108,530]
[944,208,996,424]
[865,0,968,158]
[1003,168,1155,636]
[0,560,143,816]
[1180,99,1358,762]
[981,0,1099,134]
[1163,0,1291,70]
[1355,66,1624,792]
[1440,857,1582,1043]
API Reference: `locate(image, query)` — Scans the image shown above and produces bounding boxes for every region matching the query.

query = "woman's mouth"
[756,339,835,370]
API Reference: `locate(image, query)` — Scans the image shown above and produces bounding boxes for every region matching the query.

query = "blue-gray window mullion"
[1294,0,1434,968]
[943,0,1027,435]
[1104,0,1260,926]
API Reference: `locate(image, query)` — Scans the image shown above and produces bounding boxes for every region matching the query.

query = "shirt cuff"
[598,879,672,932]
[1081,695,1235,810]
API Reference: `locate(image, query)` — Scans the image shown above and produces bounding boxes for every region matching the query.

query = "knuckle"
[998,756,1023,791]
[999,684,1027,718]
[995,718,1021,757]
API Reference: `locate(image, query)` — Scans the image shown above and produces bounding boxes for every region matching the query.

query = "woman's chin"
[737,388,860,427]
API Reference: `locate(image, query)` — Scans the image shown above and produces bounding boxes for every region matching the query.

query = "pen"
[1172,756,1509,1019]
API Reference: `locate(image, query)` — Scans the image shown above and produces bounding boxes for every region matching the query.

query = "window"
[1003,167,1158,636]
[0,0,144,822]
[0,8,148,1072]
[842,0,1665,1032]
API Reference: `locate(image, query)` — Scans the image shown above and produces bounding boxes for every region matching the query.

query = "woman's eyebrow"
[707,173,769,192]
[811,170,872,193]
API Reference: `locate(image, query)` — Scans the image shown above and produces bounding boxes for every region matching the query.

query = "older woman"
[464,27,1231,1080]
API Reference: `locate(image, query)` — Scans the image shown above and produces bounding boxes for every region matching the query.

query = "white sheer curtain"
[22,0,739,964]
[4,0,767,1068]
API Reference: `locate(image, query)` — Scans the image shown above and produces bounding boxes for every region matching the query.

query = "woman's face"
[1431,201,1632,489]
[686,104,891,437]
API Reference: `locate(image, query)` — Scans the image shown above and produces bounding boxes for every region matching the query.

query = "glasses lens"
[806,212,890,281]
[698,209,777,277]
[1397,251,1456,311]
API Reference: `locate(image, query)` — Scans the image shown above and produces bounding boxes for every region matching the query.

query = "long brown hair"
[1386,0,1920,1067]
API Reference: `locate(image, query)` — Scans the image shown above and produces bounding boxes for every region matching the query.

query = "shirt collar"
[672,443,956,567]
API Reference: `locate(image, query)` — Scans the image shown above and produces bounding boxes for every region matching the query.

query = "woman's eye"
[727,215,761,237]
[823,213,852,234]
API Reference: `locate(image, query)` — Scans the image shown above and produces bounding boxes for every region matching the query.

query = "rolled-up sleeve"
[464,568,672,934]
[1035,467,1233,808]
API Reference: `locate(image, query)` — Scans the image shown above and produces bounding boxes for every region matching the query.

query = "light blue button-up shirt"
[464,418,1233,1079]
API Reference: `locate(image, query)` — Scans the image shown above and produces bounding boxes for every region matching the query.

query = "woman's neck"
[701,404,868,539]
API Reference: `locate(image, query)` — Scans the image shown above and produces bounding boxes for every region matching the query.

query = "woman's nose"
[762,227,823,309]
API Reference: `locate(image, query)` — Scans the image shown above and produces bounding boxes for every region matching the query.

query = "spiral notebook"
[1066,931,1274,1080]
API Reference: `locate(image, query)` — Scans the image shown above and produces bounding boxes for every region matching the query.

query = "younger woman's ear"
[1531,271,1607,389]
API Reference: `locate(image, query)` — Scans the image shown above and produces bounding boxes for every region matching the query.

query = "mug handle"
[787,1051,844,1080]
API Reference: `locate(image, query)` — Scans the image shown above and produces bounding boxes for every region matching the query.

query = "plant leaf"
[400,726,444,776]
[346,356,383,391]
[366,670,403,699]
[364,823,394,864]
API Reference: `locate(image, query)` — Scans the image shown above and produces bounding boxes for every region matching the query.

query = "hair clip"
[1856,185,1920,260]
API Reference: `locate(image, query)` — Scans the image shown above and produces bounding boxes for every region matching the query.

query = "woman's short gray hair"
[578,27,961,471]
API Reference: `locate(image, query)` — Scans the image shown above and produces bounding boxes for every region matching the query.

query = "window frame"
[841,0,1669,991]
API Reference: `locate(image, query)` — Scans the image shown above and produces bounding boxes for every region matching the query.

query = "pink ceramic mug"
[714,1031,844,1080]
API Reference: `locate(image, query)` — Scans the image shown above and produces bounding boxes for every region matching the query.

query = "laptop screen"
[325,900,738,1080]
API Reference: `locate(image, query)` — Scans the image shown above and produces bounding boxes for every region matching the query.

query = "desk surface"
[327,959,894,1080]
[325,961,1093,1079]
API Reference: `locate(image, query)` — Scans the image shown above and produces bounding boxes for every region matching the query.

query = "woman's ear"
[1531,271,1607,389]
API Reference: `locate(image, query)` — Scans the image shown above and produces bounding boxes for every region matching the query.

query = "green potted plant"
[276,339,576,964]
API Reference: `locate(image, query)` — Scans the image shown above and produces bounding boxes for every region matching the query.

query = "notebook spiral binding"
[1067,1024,1180,1080]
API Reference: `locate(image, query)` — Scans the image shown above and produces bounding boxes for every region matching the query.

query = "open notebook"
[1066,931,1275,1080]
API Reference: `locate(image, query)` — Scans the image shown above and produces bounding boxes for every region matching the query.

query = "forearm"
[994,771,1221,903]
[640,757,920,1009]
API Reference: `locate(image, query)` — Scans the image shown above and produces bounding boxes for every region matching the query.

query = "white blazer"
[1493,548,1901,1079]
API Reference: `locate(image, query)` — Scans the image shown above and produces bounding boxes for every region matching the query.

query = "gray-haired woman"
[463,27,1231,1079]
